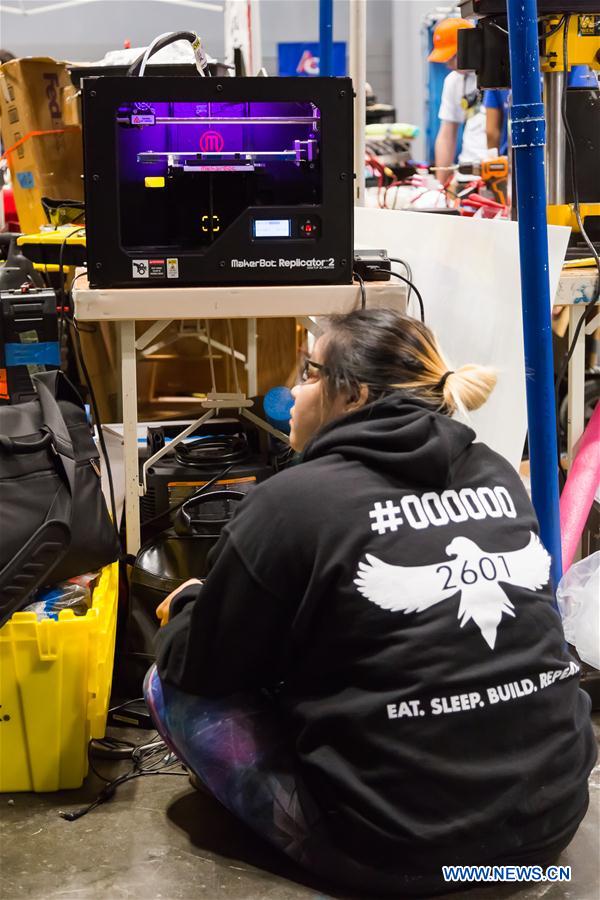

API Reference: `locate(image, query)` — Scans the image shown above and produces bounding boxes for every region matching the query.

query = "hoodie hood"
[302,393,475,488]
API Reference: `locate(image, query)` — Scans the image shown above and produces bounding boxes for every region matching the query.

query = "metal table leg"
[246,317,258,396]
[120,320,141,556]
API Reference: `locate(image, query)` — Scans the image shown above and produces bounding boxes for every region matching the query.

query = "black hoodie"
[156,396,596,882]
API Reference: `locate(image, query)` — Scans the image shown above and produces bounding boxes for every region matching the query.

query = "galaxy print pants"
[144,665,316,864]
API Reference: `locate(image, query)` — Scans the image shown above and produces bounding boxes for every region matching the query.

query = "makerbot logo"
[231,258,335,269]
[199,130,225,152]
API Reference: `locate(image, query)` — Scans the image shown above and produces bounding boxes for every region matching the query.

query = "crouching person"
[145,309,596,896]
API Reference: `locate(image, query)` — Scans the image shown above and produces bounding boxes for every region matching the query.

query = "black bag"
[0,370,120,626]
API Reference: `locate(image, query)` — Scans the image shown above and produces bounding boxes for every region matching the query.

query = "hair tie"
[438,370,454,391]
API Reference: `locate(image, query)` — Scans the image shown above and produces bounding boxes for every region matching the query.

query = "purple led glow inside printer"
[115,100,323,251]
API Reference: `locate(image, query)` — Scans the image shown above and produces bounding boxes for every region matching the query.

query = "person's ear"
[345,383,369,413]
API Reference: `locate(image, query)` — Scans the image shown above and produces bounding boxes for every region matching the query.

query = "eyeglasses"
[298,356,328,384]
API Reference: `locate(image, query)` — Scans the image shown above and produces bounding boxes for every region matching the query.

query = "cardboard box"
[0,58,83,234]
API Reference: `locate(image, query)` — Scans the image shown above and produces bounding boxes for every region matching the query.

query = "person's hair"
[319,308,496,416]
[0,50,16,66]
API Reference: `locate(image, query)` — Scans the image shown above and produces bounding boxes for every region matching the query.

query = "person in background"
[145,308,595,897]
[484,67,598,154]
[484,88,510,156]
[429,18,487,183]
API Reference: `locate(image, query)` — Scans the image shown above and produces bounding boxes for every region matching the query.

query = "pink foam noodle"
[560,401,600,571]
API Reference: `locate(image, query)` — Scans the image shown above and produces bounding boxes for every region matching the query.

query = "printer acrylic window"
[116,101,322,250]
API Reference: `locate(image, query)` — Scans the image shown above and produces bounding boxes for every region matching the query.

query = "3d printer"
[83,77,354,288]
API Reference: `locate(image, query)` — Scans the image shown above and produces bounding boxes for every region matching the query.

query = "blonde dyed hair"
[321,308,496,415]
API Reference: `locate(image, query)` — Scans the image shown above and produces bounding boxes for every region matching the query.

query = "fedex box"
[0,58,83,233]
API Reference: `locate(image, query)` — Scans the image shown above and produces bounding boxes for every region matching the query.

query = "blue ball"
[263,387,294,434]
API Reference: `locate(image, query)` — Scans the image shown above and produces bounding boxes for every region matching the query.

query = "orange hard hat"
[428,18,474,63]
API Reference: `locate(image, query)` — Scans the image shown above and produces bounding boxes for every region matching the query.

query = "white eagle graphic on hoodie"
[354,532,551,650]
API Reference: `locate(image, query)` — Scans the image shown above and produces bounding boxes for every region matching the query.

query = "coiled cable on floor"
[59,735,187,821]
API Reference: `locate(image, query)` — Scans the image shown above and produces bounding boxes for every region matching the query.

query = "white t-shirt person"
[436,71,487,175]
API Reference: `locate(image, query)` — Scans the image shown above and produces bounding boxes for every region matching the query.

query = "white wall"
[0,0,394,102]
[0,0,442,144]
[391,0,452,161]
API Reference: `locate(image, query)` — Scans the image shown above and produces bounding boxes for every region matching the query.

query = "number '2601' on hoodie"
[156,394,596,879]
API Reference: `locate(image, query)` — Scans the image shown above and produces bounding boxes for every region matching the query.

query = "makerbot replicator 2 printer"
[82,76,354,288]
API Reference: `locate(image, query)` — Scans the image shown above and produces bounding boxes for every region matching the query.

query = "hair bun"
[443,365,497,413]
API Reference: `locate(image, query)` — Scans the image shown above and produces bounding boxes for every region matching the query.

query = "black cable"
[55,226,115,544]
[71,320,119,546]
[540,15,566,43]
[89,736,136,761]
[388,256,414,306]
[560,15,600,293]
[60,768,187,821]
[140,462,234,530]
[61,737,188,821]
[554,16,600,482]
[274,445,295,471]
[58,234,69,346]
[491,14,564,40]
[174,433,249,468]
[57,265,120,549]
[554,309,591,485]
[92,736,136,751]
[368,267,425,323]
[87,748,113,784]
[57,226,86,346]
[64,272,96,332]
[489,20,509,36]
[44,201,85,224]
[108,697,145,714]
[353,271,367,309]
[69,270,88,292]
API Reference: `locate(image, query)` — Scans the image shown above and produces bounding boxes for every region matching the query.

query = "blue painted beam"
[319,0,334,76]
[506,0,563,589]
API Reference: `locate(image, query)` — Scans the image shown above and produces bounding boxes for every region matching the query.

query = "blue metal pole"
[506,0,563,588]
[319,0,334,76]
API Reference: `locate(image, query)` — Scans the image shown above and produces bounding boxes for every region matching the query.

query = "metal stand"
[127,315,290,549]
[349,0,366,206]
[544,71,566,206]
[121,321,141,553]
[137,320,245,361]
[136,315,288,501]
[507,0,563,588]
[140,392,288,495]
[74,276,404,556]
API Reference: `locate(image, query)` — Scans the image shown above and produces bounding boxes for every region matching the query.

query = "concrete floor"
[2,718,599,900]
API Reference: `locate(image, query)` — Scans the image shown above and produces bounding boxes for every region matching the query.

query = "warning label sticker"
[132,260,149,278]
[149,259,166,277]
[131,114,155,126]
[167,258,179,279]
[578,14,600,36]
